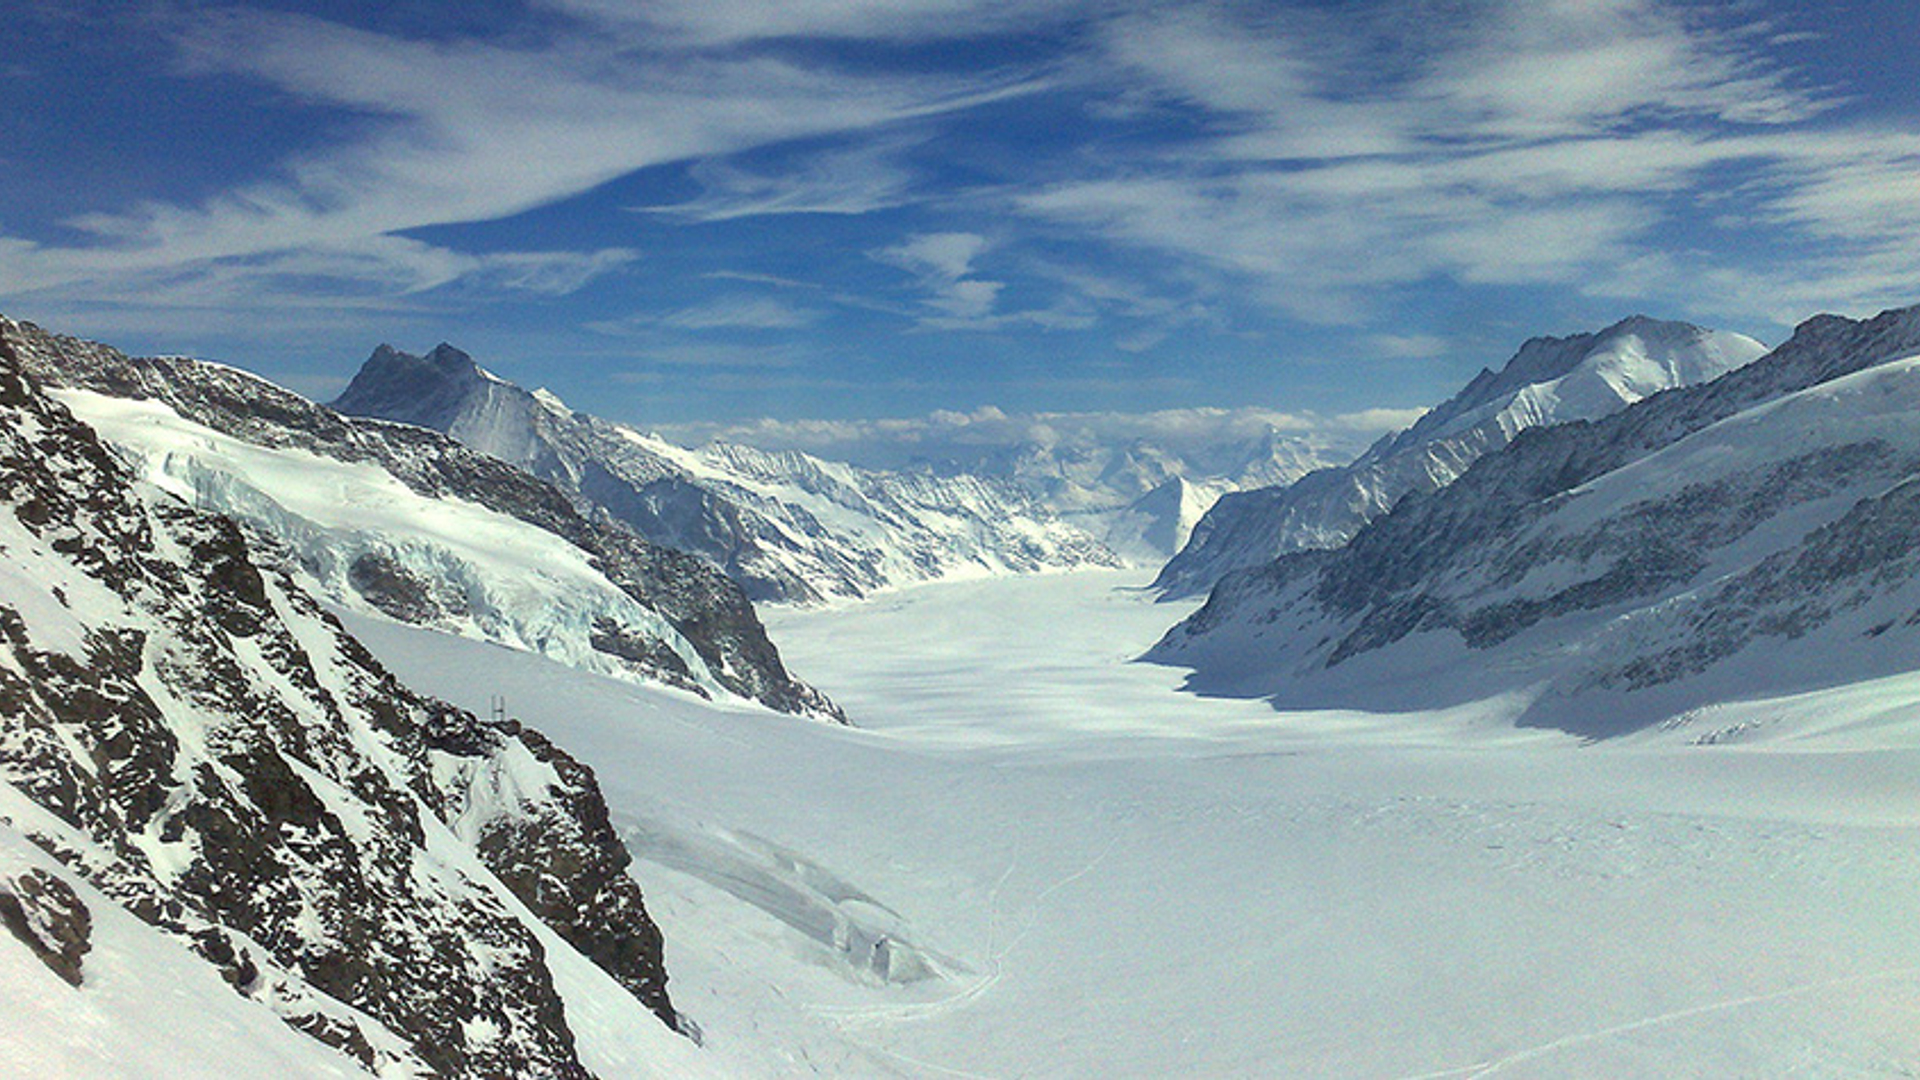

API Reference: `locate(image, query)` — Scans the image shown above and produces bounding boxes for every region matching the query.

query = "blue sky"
[4,0,1919,427]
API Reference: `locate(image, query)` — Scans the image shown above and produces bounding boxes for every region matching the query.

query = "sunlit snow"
[345,569,1920,1078]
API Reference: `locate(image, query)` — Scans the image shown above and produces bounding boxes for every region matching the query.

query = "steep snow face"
[334,345,1122,603]
[2,318,839,721]
[57,389,733,701]
[1155,316,1768,596]
[0,337,705,1076]
[1154,304,1920,737]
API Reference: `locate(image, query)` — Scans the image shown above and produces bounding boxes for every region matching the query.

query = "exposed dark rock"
[0,324,683,1073]
[347,551,443,623]
[0,867,92,986]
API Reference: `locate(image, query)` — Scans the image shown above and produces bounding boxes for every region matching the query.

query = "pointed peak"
[426,342,476,370]
[334,341,489,420]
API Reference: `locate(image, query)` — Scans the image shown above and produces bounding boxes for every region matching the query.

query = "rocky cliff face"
[0,332,685,1073]
[2,318,839,722]
[333,344,1120,603]
[1152,304,1920,737]
[1154,317,1768,597]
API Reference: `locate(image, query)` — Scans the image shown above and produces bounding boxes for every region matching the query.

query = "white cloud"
[0,4,1043,318]
[874,231,1015,324]
[661,296,822,330]
[1011,0,1913,326]
[542,0,1092,46]
[1367,334,1450,360]
[878,232,991,280]
[650,402,1415,472]
[639,139,923,222]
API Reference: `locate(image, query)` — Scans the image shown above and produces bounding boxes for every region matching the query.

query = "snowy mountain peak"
[1373,316,1761,459]
[1155,315,1767,596]
[1153,300,1920,736]
[331,345,1121,603]
[427,341,477,368]
[334,342,493,434]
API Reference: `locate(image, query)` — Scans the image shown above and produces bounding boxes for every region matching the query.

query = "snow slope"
[55,388,736,702]
[1157,316,1768,596]
[1,315,837,720]
[1155,304,1920,736]
[348,569,1920,1078]
[0,339,707,1076]
[0,828,372,1080]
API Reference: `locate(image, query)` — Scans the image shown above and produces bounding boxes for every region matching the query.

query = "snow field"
[347,570,1920,1078]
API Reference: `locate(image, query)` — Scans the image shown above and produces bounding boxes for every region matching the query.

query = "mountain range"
[1154,316,1769,596]
[0,318,839,723]
[331,345,1122,604]
[1152,303,1920,737]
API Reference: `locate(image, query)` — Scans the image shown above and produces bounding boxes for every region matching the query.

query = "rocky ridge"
[1154,316,1768,596]
[1,318,839,722]
[332,344,1120,603]
[1152,304,1920,737]
[0,332,692,1074]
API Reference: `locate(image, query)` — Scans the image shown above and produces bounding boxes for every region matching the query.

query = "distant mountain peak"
[331,344,1122,602]
[1151,299,1920,737]
[331,342,492,433]
[426,341,476,368]
[1154,314,1768,596]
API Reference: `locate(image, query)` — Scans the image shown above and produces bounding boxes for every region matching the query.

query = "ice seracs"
[1154,315,1769,597]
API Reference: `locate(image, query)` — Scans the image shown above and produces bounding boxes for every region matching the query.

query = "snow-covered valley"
[346,570,1920,1078]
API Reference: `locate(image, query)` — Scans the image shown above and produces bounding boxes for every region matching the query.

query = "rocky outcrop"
[0,867,91,986]
[0,329,683,1072]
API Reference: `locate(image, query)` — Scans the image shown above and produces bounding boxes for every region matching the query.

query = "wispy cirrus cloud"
[586,295,823,335]
[542,0,1096,46]
[1014,0,1918,326]
[873,231,1006,321]
[0,2,1046,331]
[638,140,924,222]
